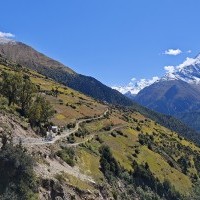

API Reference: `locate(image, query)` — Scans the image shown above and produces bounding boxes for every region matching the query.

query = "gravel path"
[66,124,127,147]
[13,109,109,145]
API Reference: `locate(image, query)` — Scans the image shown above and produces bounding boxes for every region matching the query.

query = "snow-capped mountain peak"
[161,55,200,84]
[113,53,200,96]
[112,76,159,95]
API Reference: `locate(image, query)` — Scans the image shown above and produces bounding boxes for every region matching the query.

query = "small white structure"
[51,126,58,133]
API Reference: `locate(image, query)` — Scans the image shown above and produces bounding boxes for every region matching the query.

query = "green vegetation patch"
[0,143,38,199]
[56,147,75,167]
[76,147,104,182]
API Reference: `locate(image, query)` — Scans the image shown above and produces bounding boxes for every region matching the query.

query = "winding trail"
[13,109,109,145]
[13,108,129,184]
[66,124,127,147]
[13,108,129,185]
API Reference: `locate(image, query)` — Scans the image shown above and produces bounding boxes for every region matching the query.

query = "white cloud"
[164,66,175,74]
[0,31,15,38]
[163,49,182,56]
[0,31,15,44]
[131,77,136,82]
[187,50,192,53]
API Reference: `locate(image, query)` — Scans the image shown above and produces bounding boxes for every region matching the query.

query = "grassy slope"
[1,63,200,197]
[0,63,107,126]
[75,109,200,196]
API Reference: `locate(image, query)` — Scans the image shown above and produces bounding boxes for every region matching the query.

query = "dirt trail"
[14,109,128,184]
[13,109,109,145]
[66,124,127,147]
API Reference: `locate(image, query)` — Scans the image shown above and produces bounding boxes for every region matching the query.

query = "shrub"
[136,126,141,131]
[57,147,75,167]
[0,144,38,199]
[67,134,75,144]
[111,132,117,137]
[99,145,121,181]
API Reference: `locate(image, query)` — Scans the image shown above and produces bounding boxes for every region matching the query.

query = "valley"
[1,1,200,199]
[0,56,200,199]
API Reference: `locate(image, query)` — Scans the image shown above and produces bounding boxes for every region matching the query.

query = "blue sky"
[0,0,200,86]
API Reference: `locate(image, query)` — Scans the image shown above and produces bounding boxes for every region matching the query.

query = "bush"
[0,144,38,199]
[132,163,182,200]
[67,123,76,129]
[67,135,75,144]
[99,145,121,181]
[95,135,104,143]
[58,99,63,105]
[57,147,75,167]
[111,132,117,137]
[116,130,124,136]
[136,126,141,131]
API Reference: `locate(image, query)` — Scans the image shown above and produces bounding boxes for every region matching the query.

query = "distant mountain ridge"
[133,54,200,132]
[135,79,200,114]
[115,54,200,98]
[112,76,159,96]
[0,41,133,106]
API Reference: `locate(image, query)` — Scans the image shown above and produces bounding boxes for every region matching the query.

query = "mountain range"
[1,36,200,199]
[0,43,198,143]
[0,39,199,143]
[1,51,200,199]
[115,54,200,132]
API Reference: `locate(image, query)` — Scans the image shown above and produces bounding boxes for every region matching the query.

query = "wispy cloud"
[163,48,182,56]
[164,66,175,74]
[0,31,15,38]
[0,31,15,44]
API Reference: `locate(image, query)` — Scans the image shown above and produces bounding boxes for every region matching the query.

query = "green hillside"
[0,42,133,106]
[0,59,200,199]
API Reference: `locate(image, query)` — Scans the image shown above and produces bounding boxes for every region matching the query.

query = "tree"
[28,95,54,127]
[0,72,38,116]
[99,145,121,180]
[18,75,37,116]
[52,86,59,97]
[0,144,37,199]
[0,72,23,106]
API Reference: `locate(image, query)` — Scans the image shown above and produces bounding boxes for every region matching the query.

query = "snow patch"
[112,76,159,95]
